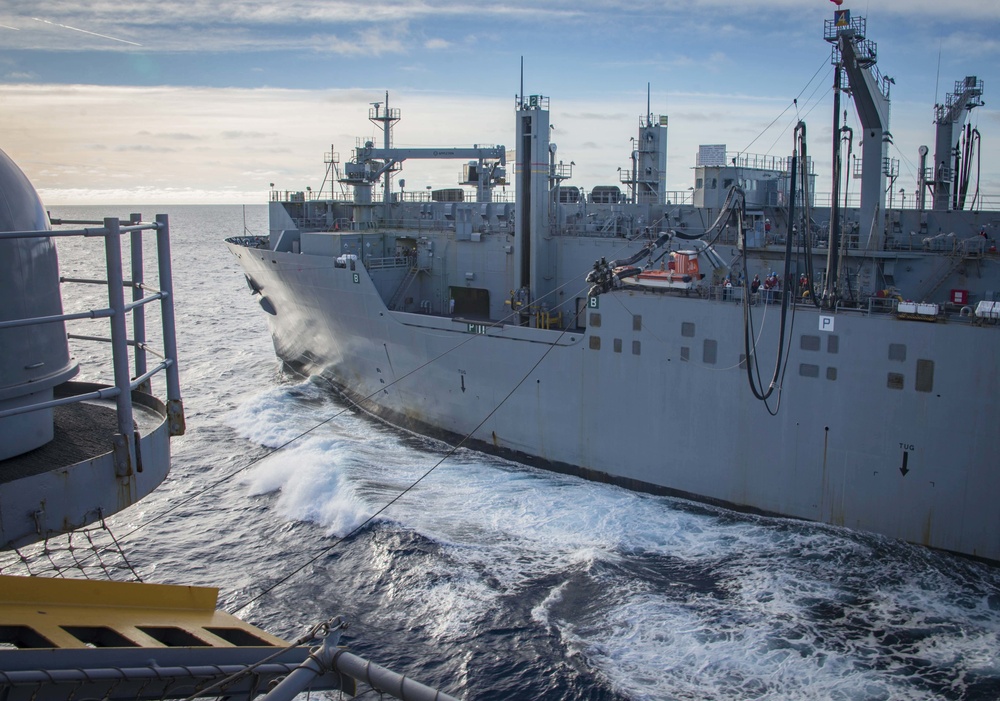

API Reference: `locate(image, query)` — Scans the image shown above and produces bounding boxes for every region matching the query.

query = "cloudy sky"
[1,0,998,205]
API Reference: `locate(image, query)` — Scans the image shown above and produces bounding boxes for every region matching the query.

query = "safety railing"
[0,215,185,473]
[366,255,413,270]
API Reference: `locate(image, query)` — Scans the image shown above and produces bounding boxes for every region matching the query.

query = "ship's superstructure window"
[889,343,906,361]
[800,364,820,378]
[590,313,601,327]
[590,336,601,350]
[633,341,641,355]
[681,322,695,337]
[827,367,838,381]
[633,315,642,331]
[703,339,717,364]
[828,335,839,353]
[801,335,821,351]
[680,347,690,361]
[614,338,622,353]
[887,373,904,390]
[915,360,934,392]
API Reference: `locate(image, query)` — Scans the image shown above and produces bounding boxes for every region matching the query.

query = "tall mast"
[368,91,399,222]
[383,91,391,213]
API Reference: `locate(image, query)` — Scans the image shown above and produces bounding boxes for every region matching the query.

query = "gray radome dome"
[0,147,77,460]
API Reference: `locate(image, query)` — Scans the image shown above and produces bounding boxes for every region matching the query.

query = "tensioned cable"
[230,299,589,615]
[740,101,797,157]
[739,56,831,156]
[179,618,341,701]
[763,61,835,157]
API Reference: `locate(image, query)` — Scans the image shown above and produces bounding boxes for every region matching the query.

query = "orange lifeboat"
[617,251,701,290]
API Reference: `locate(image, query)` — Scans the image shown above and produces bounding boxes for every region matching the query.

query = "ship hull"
[230,242,1000,562]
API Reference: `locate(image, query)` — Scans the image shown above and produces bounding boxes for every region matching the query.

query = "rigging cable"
[740,55,831,157]
[230,300,590,615]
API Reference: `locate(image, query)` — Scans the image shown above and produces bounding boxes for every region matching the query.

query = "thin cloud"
[112,145,177,152]
[221,131,276,139]
[137,131,203,140]
[31,17,141,46]
[563,112,631,121]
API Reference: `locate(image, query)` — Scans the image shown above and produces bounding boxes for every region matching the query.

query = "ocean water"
[18,205,1000,700]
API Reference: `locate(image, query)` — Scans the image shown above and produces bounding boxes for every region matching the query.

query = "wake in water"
[226,378,1000,701]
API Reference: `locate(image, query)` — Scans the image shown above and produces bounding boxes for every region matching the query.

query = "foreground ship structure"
[228,12,1000,562]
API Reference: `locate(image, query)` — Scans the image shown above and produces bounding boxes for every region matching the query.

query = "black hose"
[741,123,800,408]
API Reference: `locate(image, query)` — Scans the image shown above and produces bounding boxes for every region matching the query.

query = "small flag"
[830,0,844,5]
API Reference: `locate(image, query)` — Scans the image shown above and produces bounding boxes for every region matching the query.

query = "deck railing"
[0,215,185,474]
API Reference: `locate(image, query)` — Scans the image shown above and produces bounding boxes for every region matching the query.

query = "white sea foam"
[531,581,569,629]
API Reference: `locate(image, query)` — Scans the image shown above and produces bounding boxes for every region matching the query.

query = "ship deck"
[0,403,118,485]
[0,400,164,487]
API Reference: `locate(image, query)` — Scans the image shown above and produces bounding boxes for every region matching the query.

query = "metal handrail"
[0,215,185,477]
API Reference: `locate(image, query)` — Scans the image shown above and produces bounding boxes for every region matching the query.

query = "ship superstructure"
[228,11,1000,562]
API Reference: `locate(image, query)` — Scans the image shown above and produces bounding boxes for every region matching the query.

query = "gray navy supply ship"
[227,11,1000,563]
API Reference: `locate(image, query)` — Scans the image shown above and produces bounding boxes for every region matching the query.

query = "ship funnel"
[0,147,78,460]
